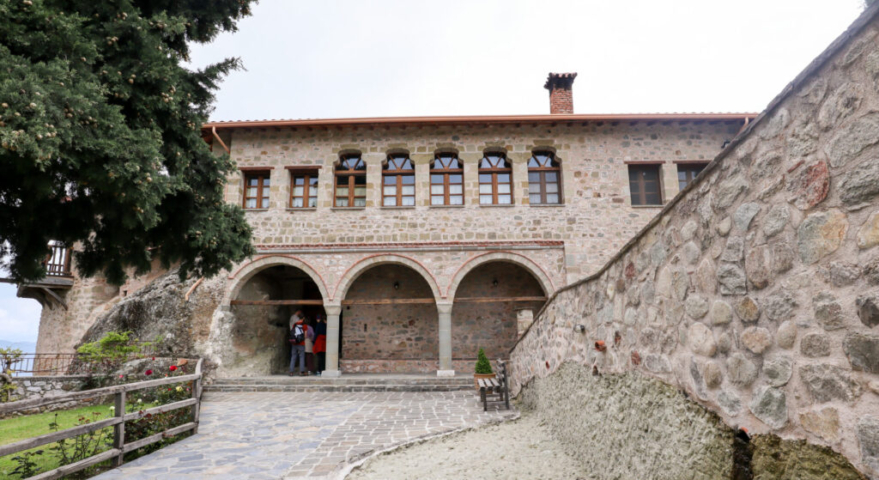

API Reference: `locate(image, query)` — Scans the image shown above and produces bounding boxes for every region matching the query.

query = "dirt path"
[347,413,587,480]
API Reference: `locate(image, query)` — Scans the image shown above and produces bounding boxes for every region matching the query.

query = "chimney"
[544,72,577,114]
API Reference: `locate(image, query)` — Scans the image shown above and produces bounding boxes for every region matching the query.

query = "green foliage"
[0,347,23,403]
[0,0,258,285]
[49,412,112,478]
[10,450,43,478]
[0,347,23,374]
[76,331,146,367]
[474,348,493,374]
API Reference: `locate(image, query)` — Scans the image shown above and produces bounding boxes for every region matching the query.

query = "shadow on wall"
[518,363,864,480]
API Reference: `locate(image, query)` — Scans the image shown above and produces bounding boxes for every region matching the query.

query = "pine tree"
[475,348,493,374]
[0,0,258,284]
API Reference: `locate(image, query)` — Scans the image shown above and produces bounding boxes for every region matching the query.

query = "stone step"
[204,383,476,393]
[210,377,473,386]
[205,375,477,392]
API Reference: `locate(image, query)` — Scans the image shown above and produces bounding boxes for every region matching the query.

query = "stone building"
[24,74,752,377]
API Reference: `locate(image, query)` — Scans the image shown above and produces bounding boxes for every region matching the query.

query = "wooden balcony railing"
[44,241,73,277]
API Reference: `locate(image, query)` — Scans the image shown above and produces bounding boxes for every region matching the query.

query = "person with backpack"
[288,310,313,376]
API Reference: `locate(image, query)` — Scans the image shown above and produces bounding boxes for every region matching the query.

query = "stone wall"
[510,8,879,476]
[343,265,438,361]
[226,121,739,285]
[519,363,864,480]
[451,262,545,359]
[3,376,92,417]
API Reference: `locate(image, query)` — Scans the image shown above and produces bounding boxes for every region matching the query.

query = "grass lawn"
[0,402,161,479]
[0,403,117,479]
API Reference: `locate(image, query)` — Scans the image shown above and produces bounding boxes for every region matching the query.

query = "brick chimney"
[544,72,577,114]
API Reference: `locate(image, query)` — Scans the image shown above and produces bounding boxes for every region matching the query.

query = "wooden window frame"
[478,153,513,205]
[628,164,663,206]
[334,155,367,207]
[242,170,271,209]
[527,151,563,205]
[289,171,319,208]
[676,162,709,191]
[382,154,416,207]
[430,154,464,206]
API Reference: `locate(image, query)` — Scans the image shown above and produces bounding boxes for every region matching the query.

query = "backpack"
[291,324,305,343]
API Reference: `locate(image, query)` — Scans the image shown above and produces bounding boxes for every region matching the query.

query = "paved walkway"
[95,391,515,479]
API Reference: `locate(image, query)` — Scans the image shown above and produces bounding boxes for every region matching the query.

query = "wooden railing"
[0,358,204,479]
[44,241,72,277]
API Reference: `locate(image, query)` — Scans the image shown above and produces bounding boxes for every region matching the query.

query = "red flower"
[145,369,153,376]
[151,357,156,361]
[169,365,177,371]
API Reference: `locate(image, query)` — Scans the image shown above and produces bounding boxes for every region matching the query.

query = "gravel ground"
[347,413,587,480]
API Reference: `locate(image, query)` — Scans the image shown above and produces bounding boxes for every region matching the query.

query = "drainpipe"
[211,127,230,154]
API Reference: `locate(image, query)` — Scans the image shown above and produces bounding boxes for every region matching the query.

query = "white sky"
[0,0,865,345]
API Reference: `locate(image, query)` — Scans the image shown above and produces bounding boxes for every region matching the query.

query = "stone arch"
[223,255,330,306]
[446,252,555,300]
[333,254,442,302]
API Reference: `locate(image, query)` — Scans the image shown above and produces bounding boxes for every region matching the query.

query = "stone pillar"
[437,302,454,376]
[324,304,342,377]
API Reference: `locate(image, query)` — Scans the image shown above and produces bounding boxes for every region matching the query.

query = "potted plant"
[473,348,494,390]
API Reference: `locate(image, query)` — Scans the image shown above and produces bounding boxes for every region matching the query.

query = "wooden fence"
[0,358,204,480]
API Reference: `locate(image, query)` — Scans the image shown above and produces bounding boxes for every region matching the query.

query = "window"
[243,171,271,209]
[478,152,512,205]
[430,153,464,206]
[334,155,366,207]
[677,163,708,191]
[290,172,319,208]
[382,154,415,206]
[628,164,662,206]
[527,151,562,204]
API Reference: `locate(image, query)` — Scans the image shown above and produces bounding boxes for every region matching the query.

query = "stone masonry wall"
[451,262,545,359]
[226,121,739,285]
[2,376,92,418]
[343,265,438,361]
[510,9,879,476]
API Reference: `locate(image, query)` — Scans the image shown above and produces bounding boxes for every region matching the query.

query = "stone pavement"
[95,390,516,479]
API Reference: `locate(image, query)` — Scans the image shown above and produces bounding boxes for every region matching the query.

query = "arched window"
[334,154,366,207]
[528,151,562,204]
[478,152,512,205]
[382,154,415,206]
[430,153,463,206]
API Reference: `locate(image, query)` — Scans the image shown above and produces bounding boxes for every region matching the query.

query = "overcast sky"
[0,0,865,345]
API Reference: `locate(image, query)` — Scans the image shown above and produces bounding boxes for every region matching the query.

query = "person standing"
[288,310,312,376]
[304,318,316,375]
[313,313,327,375]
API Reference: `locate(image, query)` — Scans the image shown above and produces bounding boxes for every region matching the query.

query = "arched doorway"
[227,264,326,376]
[450,261,547,369]
[339,264,439,373]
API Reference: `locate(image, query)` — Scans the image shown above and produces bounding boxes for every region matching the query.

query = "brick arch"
[446,252,554,300]
[333,254,442,302]
[223,255,330,306]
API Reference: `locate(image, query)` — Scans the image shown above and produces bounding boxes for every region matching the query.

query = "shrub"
[0,347,23,403]
[474,348,493,374]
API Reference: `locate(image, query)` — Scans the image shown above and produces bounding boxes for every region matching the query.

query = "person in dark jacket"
[313,313,327,375]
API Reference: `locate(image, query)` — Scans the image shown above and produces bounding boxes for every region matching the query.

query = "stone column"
[437,302,454,376]
[323,304,342,377]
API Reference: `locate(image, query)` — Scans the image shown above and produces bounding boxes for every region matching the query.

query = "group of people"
[288,310,327,376]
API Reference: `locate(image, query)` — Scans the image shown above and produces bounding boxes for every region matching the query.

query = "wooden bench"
[478,359,511,412]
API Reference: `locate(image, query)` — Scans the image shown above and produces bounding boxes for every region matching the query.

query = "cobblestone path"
[95,391,515,479]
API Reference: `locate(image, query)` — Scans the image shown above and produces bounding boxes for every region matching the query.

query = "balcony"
[15,241,74,309]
